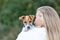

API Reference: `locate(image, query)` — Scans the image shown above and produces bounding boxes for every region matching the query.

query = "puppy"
[19,15,35,32]
[16,15,47,40]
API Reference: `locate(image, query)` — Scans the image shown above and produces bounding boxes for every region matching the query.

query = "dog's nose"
[27,26,30,29]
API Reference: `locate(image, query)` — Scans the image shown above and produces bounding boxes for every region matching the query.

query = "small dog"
[16,15,47,40]
[19,15,35,32]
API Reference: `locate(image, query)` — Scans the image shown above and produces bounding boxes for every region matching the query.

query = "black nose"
[27,26,30,29]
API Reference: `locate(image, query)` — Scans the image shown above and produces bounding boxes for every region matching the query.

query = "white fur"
[16,26,47,40]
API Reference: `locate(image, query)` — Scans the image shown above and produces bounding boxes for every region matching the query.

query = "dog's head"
[19,15,35,31]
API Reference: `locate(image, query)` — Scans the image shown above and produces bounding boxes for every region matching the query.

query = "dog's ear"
[19,16,25,20]
[29,15,35,20]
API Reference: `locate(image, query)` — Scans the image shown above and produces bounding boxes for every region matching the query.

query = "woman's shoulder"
[33,26,47,40]
[34,26,46,30]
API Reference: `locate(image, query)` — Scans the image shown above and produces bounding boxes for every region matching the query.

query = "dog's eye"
[24,21,27,23]
[29,21,32,23]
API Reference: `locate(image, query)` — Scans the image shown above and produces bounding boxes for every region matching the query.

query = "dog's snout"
[27,26,30,29]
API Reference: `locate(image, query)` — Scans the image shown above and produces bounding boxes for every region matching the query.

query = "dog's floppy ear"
[29,15,35,20]
[19,16,25,20]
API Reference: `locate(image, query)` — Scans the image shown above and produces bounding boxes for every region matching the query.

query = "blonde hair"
[37,6,60,40]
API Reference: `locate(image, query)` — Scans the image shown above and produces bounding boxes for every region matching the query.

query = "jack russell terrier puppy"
[19,15,35,32]
[16,15,47,40]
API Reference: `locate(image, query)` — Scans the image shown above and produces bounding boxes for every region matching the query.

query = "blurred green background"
[0,0,60,40]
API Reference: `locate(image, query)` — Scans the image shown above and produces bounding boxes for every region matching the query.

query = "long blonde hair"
[37,6,60,40]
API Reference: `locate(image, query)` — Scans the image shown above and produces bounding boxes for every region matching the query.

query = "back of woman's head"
[37,6,60,40]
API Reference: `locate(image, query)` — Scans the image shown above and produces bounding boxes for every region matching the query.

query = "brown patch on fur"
[19,16,25,20]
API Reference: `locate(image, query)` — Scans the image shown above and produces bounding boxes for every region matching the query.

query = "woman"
[34,6,60,40]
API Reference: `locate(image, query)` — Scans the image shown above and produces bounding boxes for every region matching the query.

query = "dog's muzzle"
[23,25,32,32]
[27,26,30,29]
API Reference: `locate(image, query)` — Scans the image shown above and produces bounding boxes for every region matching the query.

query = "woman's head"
[34,6,60,40]
[34,9,44,27]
